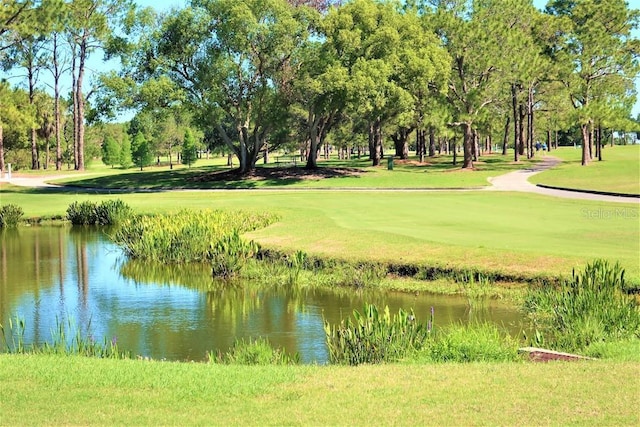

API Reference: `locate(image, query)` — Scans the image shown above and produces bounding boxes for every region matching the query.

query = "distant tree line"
[1,0,638,174]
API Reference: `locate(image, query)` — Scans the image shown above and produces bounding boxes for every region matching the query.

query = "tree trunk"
[75,36,87,171]
[580,123,591,166]
[597,125,602,161]
[371,118,383,166]
[462,123,474,169]
[518,103,526,157]
[306,113,320,169]
[428,127,436,157]
[0,123,4,173]
[28,67,38,170]
[527,85,534,159]
[511,84,519,161]
[391,127,410,159]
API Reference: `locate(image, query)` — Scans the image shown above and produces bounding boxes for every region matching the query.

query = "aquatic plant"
[66,199,132,225]
[324,304,430,365]
[208,337,299,365]
[113,209,277,263]
[0,316,129,359]
[419,322,522,363]
[0,204,24,228]
[209,231,261,278]
[523,259,640,351]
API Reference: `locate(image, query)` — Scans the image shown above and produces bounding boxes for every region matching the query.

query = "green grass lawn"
[532,145,640,195]
[1,185,638,281]
[1,354,638,426]
[40,152,541,190]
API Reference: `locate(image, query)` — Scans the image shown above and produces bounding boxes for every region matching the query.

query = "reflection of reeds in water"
[119,258,214,289]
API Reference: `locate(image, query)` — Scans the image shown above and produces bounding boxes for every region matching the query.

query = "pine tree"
[181,128,198,168]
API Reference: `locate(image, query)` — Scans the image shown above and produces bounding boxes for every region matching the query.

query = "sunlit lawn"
[532,145,640,195]
[1,184,638,281]
[1,355,638,426]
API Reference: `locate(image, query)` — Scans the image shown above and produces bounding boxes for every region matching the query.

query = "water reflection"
[0,227,525,363]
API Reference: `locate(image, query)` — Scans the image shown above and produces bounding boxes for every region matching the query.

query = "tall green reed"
[67,199,132,226]
[113,209,277,263]
[324,304,431,365]
[523,259,640,351]
[0,204,24,228]
[0,315,129,359]
[208,337,299,365]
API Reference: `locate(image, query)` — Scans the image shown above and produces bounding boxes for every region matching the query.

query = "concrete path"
[486,156,639,204]
[1,157,638,204]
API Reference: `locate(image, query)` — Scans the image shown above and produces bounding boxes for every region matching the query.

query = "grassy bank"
[532,145,640,195]
[1,354,638,426]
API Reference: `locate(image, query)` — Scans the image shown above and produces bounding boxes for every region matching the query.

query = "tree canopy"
[0,0,638,173]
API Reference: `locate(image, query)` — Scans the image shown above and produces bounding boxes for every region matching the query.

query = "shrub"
[67,199,132,226]
[324,304,431,365]
[209,337,299,365]
[67,201,98,225]
[0,204,24,228]
[94,199,133,225]
[523,259,640,351]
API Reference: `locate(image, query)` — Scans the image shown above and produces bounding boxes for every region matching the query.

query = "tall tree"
[546,0,640,165]
[150,0,311,174]
[66,0,134,170]
[181,128,198,168]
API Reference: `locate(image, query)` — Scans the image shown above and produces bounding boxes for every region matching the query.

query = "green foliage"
[324,304,430,365]
[523,259,640,351]
[181,128,198,168]
[209,337,299,365]
[286,250,307,285]
[209,231,261,278]
[119,133,132,168]
[418,323,522,363]
[0,204,24,228]
[113,209,277,263]
[0,316,129,359]
[66,199,132,226]
[131,131,152,170]
[101,135,121,168]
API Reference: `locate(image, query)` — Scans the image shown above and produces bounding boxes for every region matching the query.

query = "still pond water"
[1,226,525,363]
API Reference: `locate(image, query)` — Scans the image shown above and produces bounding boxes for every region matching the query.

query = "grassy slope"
[1,355,638,426]
[532,145,640,195]
[1,185,638,281]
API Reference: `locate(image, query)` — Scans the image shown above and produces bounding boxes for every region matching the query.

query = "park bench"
[274,155,302,167]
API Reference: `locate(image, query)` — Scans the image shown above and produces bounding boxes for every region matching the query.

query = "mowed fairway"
[2,185,638,280]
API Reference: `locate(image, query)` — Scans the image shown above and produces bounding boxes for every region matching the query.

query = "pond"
[1,226,526,363]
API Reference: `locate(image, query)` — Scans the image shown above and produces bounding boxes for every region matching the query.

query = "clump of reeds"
[67,199,132,226]
[324,304,431,365]
[0,316,129,359]
[113,209,277,263]
[208,337,300,365]
[0,204,24,228]
[523,259,640,351]
[209,231,261,278]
